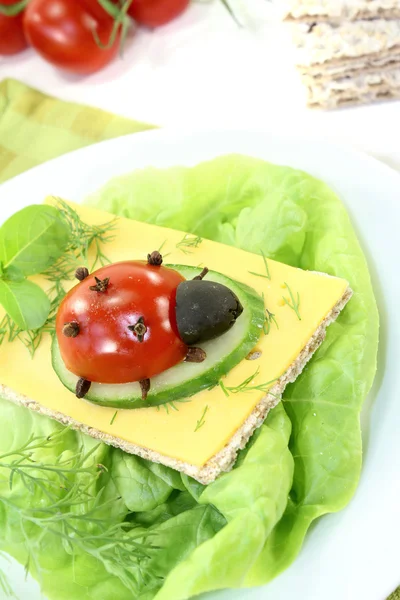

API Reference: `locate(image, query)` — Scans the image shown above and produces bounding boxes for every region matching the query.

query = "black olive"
[175,280,243,345]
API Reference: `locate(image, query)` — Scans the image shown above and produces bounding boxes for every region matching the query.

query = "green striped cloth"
[0,78,154,184]
[0,78,398,600]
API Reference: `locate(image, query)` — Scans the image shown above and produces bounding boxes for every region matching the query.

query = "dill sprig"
[0,313,43,357]
[155,397,191,414]
[264,309,279,335]
[110,410,118,425]
[0,429,158,596]
[176,234,203,255]
[162,401,180,414]
[46,198,117,277]
[0,428,103,498]
[0,200,116,357]
[248,250,271,281]
[194,406,209,432]
[219,367,278,397]
[0,553,15,599]
[156,240,171,259]
[158,239,167,253]
[282,282,301,321]
[260,292,278,336]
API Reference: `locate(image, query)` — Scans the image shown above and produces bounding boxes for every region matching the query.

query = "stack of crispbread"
[280,1,400,108]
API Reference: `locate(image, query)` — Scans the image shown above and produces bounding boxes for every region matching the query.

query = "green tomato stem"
[0,0,29,16]
[92,0,133,52]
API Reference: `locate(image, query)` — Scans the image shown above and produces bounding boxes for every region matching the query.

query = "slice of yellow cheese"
[0,201,349,468]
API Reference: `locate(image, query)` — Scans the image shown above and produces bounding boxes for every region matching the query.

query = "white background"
[0,2,399,598]
[1,0,400,170]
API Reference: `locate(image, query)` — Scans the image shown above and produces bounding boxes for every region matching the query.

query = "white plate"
[0,129,399,600]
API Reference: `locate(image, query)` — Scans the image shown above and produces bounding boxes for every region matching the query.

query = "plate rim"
[0,127,399,600]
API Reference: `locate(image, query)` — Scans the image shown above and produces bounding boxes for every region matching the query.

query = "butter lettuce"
[0,155,378,600]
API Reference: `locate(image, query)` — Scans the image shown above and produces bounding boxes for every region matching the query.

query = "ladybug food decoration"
[56,251,243,401]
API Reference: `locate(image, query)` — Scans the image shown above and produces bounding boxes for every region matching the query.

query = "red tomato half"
[23,0,120,75]
[56,261,187,384]
[0,0,28,55]
[128,0,189,28]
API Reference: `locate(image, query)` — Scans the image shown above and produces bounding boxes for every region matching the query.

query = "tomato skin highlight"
[0,0,28,55]
[128,0,189,28]
[56,261,187,384]
[23,0,120,75]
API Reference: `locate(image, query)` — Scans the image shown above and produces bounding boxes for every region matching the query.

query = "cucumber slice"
[52,266,265,409]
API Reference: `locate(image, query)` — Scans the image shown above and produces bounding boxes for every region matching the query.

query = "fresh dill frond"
[176,234,203,254]
[158,239,167,253]
[0,429,159,596]
[48,198,117,276]
[248,249,271,281]
[249,270,269,280]
[282,282,301,321]
[261,250,271,279]
[194,406,209,432]
[219,380,229,397]
[0,313,44,358]
[161,401,180,414]
[260,291,278,336]
[219,367,278,396]
[264,309,279,335]
[157,397,192,414]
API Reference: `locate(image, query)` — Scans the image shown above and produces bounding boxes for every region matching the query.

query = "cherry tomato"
[56,261,187,384]
[0,0,28,55]
[23,0,121,75]
[127,0,189,28]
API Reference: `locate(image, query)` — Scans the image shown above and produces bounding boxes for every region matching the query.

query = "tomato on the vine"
[0,0,28,55]
[23,0,123,75]
[56,261,187,384]
[127,0,189,28]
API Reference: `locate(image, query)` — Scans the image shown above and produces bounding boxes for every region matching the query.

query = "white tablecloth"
[1,0,399,171]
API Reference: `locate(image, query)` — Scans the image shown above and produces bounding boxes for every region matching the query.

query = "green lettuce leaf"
[111,452,172,512]
[0,155,378,600]
[0,399,225,600]
[154,404,293,599]
[88,155,378,598]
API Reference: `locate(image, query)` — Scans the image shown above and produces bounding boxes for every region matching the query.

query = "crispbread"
[306,67,400,108]
[0,285,352,485]
[281,0,400,23]
[281,2,400,109]
[299,49,400,81]
[291,19,400,68]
